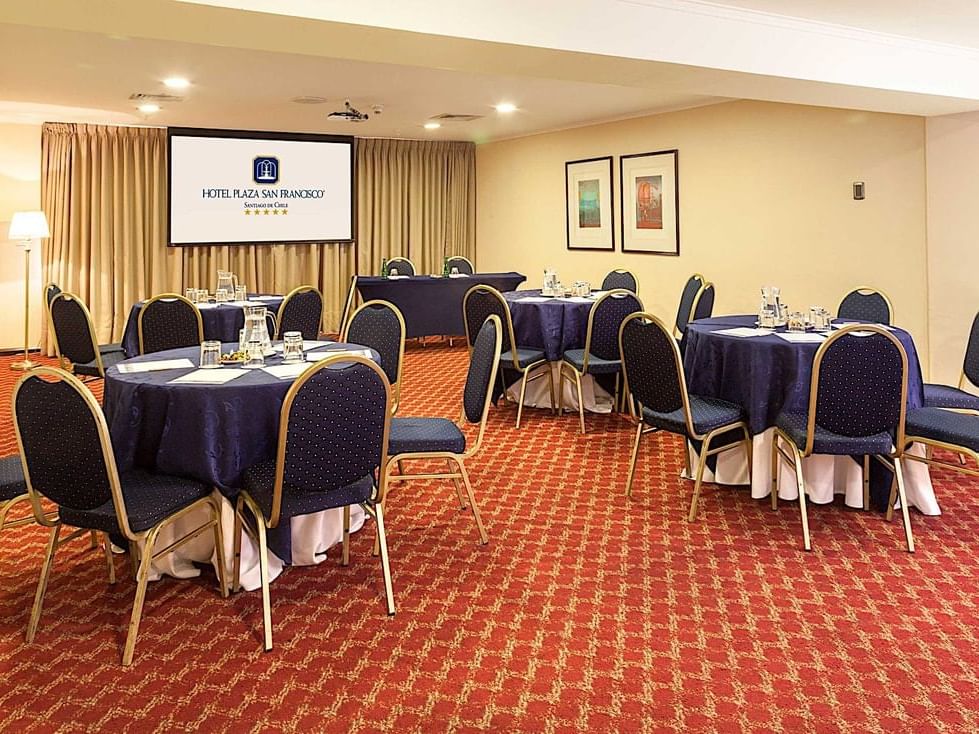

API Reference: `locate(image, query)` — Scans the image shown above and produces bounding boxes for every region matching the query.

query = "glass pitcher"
[242,304,274,356]
[216,270,237,296]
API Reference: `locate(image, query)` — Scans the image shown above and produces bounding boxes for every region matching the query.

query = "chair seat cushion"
[923,383,979,411]
[906,407,979,454]
[242,461,376,521]
[775,412,893,456]
[99,342,125,356]
[58,469,212,534]
[562,349,621,375]
[643,395,744,435]
[501,347,546,369]
[388,417,466,455]
[74,349,127,378]
[0,455,27,502]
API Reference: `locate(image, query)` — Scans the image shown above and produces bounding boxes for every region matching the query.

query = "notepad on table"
[386,275,410,280]
[272,340,334,352]
[714,327,774,338]
[116,358,195,374]
[558,296,594,304]
[775,332,827,343]
[448,273,470,278]
[168,368,248,384]
[516,296,550,303]
[306,349,373,362]
[195,302,219,309]
[261,363,313,379]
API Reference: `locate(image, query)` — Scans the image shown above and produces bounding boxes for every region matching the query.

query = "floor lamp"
[8,211,50,371]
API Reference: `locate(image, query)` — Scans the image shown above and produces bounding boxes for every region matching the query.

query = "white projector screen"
[168,128,354,246]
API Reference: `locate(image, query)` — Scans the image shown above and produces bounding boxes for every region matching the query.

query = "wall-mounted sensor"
[853,181,865,200]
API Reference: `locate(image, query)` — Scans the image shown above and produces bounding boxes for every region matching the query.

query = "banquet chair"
[386,256,415,277]
[0,455,30,536]
[342,300,406,413]
[837,287,893,325]
[771,325,914,552]
[446,255,475,275]
[463,285,553,429]
[338,275,359,337]
[13,367,227,667]
[601,269,638,293]
[620,313,751,520]
[902,407,979,493]
[49,292,126,378]
[276,285,323,340]
[44,282,61,309]
[673,274,706,338]
[559,289,643,434]
[922,312,979,412]
[233,355,395,651]
[691,281,715,322]
[138,293,203,355]
[383,315,503,545]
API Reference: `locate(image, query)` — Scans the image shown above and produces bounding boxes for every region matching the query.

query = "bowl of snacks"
[219,350,247,365]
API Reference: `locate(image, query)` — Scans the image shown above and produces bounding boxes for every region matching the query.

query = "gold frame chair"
[619,312,752,520]
[558,289,642,434]
[43,281,61,311]
[688,281,715,324]
[275,285,323,340]
[771,324,913,552]
[12,367,228,666]
[463,285,555,429]
[601,269,638,293]
[137,293,204,355]
[48,291,111,378]
[386,256,415,277]
[446,255,475,274]
[232,355,396,652]
[342,299,407,413]
[338,275,359,337]
[838,286,895,324]
[382,314,504,545]
[673,273,706,338]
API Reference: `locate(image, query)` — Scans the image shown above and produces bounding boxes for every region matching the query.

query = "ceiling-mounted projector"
[327,100,369,122]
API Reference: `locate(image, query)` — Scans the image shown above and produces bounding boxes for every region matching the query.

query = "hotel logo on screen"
[253,156,279,184]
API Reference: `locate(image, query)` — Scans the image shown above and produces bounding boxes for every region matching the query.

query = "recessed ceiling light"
[424,122,441,130]
[163,77,190,89]
[495,102,517,114]
[138,103,160,113]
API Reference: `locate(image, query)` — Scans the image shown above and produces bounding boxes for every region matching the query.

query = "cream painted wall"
[0,123,43,352]
[925,111,979,386]
[476,100,929,363]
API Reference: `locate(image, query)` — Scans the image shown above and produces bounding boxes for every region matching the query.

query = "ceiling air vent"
[431,113,484,122]
[291,96,329,105]
[129,92,184,103]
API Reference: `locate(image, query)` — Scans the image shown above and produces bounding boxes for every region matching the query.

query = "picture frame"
[565,156,615,251]
[619,149,679,256]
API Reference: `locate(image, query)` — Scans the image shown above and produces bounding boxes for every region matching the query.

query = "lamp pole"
[8,211,49,372]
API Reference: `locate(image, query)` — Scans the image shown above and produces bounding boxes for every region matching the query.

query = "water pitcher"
[216,269,237,295]
[242,304,274,355]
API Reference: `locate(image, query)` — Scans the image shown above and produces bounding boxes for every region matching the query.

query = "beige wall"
[0,123,43,352]
[925,111,979,385]
[476,100,929,363]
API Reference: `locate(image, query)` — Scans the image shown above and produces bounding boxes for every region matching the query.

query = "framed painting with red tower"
[619,149,679,256]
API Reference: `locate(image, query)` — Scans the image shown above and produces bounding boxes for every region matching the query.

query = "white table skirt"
[144,491,366,591]
[689,428,941,515]
[506,362,614,414]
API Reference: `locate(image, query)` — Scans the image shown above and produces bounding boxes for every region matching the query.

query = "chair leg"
[128,541,139,578]
[456,459,489,544]
[516,370,529,429]
[862,455,871,511]
[613,373,620,414]
[792,449,811,551]
[683,439,692,480]
[102,532,116,585]
[255,518,273,652]
[557,365,566,415]
[372,502,396,616]
[26,523,61,643]
[209,498,229,598]
[449,459,468,509]
[572,370,586,434]
[123,525,162,666]
[232,498,245,593]
[893,457,915,553]
[625,420,643,498]
[770,435,780,511]
[687,442,709,522]
[743,428,753,480]
[89,529,99,550]
[546,365,557,415]
[341,504,351,566]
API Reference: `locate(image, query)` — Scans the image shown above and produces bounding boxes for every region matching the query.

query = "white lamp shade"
[8,211,50,240]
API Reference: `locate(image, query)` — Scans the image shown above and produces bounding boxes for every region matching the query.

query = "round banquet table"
[103,340,379,590]
[680,315,938,513]
[119,294,285,357]
[502,289,615,413]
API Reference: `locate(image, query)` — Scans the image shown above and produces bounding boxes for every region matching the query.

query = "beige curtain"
[40,125,474,351]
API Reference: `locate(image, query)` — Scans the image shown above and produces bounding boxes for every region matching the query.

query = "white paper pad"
[516,297,550,303]
[261,362,313,379]
[168,368,248,384]
[252,295,280,301]
[117,358,195,374]
[386,275,410,279]
[558,297,594,304]
[448,273,470,278]
[272,340,334,352]
[195,302,218,309]
[775,332,827,343]
[590,291,609,298]
[306,349,373,362]
[715,327,774,338]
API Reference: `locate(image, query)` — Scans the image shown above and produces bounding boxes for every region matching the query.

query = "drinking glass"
[234,285,247,302]
[185,287,195,303]
[759,310,776,328]
[215,288,229,303]
[199,289,211,303]
[200,340,221,369]
[451,266,459,275]
[788,311,806,332]
[282,331,304,363]
[389,267,400,276]
[243,339,265,369]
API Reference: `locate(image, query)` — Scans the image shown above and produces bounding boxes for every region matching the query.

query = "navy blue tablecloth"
[120,295,284,357]
[503,290,594,361]
[356,272,525,338]
[103,341,375,562]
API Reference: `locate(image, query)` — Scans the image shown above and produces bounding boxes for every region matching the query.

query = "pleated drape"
[40,124,475,352]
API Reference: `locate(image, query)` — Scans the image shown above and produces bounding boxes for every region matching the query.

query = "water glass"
[234,285,247,302]
[199,289,211,303]
[200,340,221,369]
[282,331,304,363]
[215,288,230,303]
[451,266,459,275]
[243,339,265,369]
[759,310,776,329]
[788,311,806,332]
[389,267,400,276]
[185,287,196,303]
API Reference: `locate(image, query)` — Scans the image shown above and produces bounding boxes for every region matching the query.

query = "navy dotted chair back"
[50,294,98,366]
[277,288,323,340]
[14,372,113,511]
[675,275,705,334]
[139,296,201,354]
[446,256,474,275]
[345,303,404,386]
[463,286,515,354]
[587,291,643,361]
[838,289,892,325]
[45,282,62,308]
[814,332,906,438]
[693,283,715,321]
[964,313,979,387]
[387,257,415,276]
[463,317,501,424]
[282,362,388,493]
[601,270,638,293]
[621,315,684,414]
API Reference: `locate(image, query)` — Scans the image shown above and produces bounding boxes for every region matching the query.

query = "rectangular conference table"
[355,272,526,338]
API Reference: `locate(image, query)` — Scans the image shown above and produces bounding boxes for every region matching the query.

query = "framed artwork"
[565,156,614,251]
[619,149,679,256]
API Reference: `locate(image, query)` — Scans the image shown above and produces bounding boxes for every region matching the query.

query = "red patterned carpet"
[1,345,978,732]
